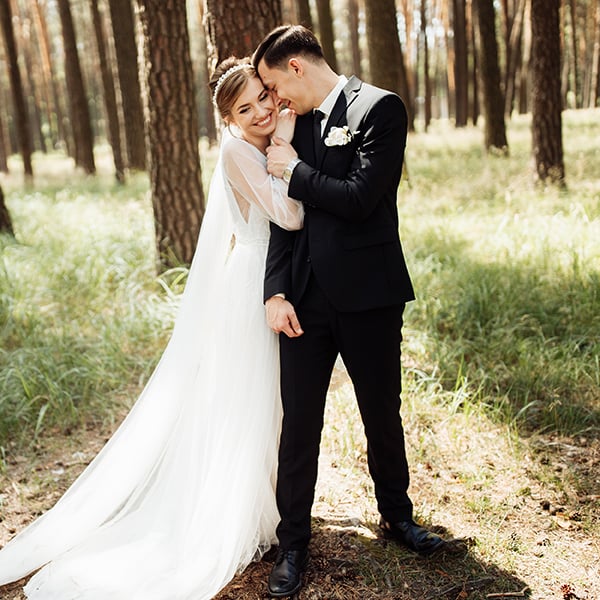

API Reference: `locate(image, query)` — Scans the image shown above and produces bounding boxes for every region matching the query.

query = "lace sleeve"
[222,136,304,231]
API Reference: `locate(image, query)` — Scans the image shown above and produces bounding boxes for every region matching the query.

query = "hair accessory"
[212,64,251,106]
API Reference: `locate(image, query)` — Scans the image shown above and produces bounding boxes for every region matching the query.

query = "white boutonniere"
[324,125,357,147]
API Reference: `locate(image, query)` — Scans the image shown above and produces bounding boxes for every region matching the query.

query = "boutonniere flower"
[324,125,357,147]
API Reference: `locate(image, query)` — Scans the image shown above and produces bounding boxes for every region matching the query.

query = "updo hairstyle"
[209,57,256,122]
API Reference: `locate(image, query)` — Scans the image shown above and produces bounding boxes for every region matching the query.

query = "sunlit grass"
[1,110,598,453]
[401,108,600,434]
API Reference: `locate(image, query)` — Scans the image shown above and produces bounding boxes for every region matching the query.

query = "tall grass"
[1,111,598,453]
[401,109,600,434]
[0,160,178,448]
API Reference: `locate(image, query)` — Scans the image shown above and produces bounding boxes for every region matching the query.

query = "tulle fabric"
[0,129,302,599]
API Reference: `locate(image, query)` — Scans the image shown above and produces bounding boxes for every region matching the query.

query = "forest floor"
[0,365,598,600]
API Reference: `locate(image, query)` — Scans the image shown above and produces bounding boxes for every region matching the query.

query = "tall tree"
[204,0,281,69]
[365,0,414,129]
[473,0,508,153]
[57,0,96,174]
[592,0,600,107]
[315,0,338,71]
[296,0,313,29]
[420,0,432,130]
[107,0,146,171]
[0,0,33,178]
[90,0,124,183]
[531,0,564,184]
[137,0,205,269]
[0,110,8,172]
[0,184,13,235]
[347,0,362,78]
[32,0,70,154]
[452,0,469,126]
[502,0,526,116]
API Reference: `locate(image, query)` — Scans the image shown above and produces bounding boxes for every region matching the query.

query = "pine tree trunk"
[503,0,526,116]
[296,0,313,29]
[33,0,71,154]
[590,0,600,107]
[0,111,8,172]
[0,0,33,178]
[365,0,413,130]
[0,185,13,236]
[452,0,469,127]
[57,0,96,174]
[473,0,508,153]
[195,1,217,144]
[315,0,338,71]
[137,0,205,269]
[347,0,362,78]
[204,0,282,68]
[107,0,147,171]
[420,0,431,130]
[90,0,125,183]
[531,0,565,185]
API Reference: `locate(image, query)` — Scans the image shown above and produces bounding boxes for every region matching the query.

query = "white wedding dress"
[0,130,303,599]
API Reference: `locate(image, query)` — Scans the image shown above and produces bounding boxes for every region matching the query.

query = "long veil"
[0,137,242,586]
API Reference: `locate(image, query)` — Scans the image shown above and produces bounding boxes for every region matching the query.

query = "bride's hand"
[272,108,297,144]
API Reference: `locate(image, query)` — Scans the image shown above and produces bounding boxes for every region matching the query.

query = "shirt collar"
[315,75,348,121]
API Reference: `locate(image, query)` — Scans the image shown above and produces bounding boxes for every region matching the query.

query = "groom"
[253,25,446,597]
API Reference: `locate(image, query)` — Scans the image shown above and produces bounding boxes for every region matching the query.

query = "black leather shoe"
[267,547,308,597]
[379,518,446,555]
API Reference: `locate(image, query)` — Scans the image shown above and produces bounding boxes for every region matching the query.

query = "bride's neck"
[242,134,269,155]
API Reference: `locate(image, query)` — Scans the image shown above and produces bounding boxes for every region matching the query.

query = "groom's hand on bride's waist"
[265,295,304,338]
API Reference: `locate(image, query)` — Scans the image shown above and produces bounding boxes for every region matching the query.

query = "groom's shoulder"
[348,76,402,103]
[350,77,406,115]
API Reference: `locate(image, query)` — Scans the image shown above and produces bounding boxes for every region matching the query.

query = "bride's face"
[229,77,278,141]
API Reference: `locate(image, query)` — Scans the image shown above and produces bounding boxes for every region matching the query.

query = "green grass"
[1,110,599,453]
[401,109,600,435]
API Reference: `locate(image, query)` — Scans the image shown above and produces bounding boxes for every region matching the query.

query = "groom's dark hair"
[252,25,325,70]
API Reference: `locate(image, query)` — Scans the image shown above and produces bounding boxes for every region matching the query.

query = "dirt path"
[1,368,598,599]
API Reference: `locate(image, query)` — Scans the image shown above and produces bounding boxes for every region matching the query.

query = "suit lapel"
[315,76,362,169]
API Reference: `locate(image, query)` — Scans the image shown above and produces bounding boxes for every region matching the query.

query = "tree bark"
[0,184,13,236]
[473,0,508,153]
[315,0,338,71]
[531,0,565,185]
[0,0,33,178]
[296,0,313,29]
[592,0,600,107]
[204,0,282,70]
[0,110,8,172]
[365,0,413,129]
[32,0,71,154]
[57,0,96,174]
[137,0,205,269]
[107,0,147,171]
[347,0,362,78]
[90,0,125,183]
[452,0,469,126]
[503,0,526,117]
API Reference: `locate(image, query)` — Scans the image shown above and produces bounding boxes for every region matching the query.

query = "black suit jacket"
[264,76,415,312]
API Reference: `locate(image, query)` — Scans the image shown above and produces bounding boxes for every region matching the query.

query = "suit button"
[306,256,311,263]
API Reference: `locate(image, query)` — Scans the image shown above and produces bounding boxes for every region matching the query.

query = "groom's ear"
[288,57,304,77]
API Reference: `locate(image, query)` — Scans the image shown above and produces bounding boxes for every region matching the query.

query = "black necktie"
[313,109,324,157]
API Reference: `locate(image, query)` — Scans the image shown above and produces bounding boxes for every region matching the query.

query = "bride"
[0,57,303,599]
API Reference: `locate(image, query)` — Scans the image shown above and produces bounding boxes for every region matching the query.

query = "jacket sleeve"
[263,222,295,303]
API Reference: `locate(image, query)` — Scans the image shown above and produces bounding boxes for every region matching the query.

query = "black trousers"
[275,274,413,549]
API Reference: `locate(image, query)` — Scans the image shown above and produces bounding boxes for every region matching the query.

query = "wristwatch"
[283,158,301,184]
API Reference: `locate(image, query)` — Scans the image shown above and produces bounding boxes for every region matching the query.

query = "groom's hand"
[266,137,297,178]
[265,295,304,338]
